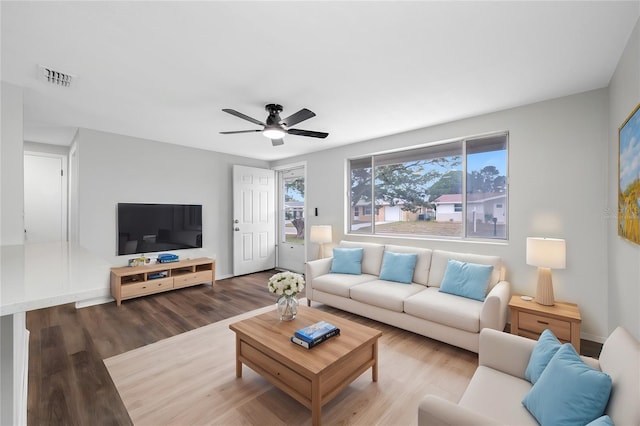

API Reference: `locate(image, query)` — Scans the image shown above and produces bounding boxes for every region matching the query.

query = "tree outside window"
[349,132,508,240]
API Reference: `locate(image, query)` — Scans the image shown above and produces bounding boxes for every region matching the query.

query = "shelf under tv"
[110,257,215,306]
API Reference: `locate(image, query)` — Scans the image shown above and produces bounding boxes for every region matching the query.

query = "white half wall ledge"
[0,242,111,316]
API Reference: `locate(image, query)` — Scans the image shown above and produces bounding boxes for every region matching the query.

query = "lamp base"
[535,267,555,306]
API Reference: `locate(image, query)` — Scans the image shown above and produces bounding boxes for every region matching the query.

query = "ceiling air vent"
[39,65,75,87]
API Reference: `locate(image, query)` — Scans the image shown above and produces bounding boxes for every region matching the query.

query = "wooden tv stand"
[110,257,215,306]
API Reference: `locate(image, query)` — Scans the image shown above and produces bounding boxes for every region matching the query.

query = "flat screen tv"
[117,203,202,255]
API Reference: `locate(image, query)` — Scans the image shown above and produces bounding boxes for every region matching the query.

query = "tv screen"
[117,203,202,255]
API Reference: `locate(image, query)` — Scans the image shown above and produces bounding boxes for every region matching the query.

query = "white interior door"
[233,165,276,276]
[24,153,67,243]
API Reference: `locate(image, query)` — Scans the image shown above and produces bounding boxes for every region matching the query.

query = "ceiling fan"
[220,104,329,146]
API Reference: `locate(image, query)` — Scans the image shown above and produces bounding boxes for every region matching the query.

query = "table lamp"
[526,237,566,306]
[310,225,332,259]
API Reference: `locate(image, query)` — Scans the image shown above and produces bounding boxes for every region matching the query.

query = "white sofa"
[418,327,640,425]
[305,241,511,353]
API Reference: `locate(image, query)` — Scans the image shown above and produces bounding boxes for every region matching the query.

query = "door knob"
[234,227,240,231]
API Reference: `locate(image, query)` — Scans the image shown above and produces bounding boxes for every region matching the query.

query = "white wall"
[74,128,268,276]
[608,16,640,340]
[0,81,27,426]
[275,89,610,341]
[1,82,24,245]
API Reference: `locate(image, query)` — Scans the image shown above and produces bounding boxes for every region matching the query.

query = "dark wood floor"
[26,270,278,426]
[27,271,603,425]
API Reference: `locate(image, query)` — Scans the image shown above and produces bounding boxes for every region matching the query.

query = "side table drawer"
[519,311,571,341]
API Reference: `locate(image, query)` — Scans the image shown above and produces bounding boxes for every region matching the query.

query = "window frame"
[347,131,509,241]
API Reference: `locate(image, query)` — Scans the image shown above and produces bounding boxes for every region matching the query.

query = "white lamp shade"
[309,225,332,244]
[526,237,566,269]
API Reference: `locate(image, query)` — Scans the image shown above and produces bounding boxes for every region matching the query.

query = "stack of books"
[291,321,340,349]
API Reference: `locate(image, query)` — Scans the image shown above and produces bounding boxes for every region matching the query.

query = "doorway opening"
[276,165,306,273]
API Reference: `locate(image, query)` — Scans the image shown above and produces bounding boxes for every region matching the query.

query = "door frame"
[273,161,307,272]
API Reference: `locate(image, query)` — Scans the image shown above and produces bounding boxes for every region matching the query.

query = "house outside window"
[348,132,508,239]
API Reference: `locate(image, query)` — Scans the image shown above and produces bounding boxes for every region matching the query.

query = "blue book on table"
[290,334,339,349]
[294,321,340,344]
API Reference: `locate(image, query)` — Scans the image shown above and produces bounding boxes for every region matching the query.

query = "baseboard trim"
[75,296,114,309]
[216,273,233,280]
[581,332,606,344]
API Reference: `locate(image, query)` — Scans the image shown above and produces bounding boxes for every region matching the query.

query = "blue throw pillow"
[522,344,612,426]
[438,259,493,301]
[586,416,614,426]
[330,248,363,275]
[525,329,562,384]
[378,251,418,284]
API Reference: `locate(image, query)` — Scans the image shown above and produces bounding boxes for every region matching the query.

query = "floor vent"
[39,65,74,87]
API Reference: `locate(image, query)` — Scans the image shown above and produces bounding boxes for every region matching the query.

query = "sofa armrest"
[480,280,511,331]
[418,395,503,426]
[305,257,332,280]
[304,258,333,302]
[478,328,537,380]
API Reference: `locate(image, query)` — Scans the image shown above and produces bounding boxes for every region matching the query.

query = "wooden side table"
[509,295,582,353]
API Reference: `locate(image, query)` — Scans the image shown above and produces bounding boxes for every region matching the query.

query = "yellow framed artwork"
[619,103,640,244]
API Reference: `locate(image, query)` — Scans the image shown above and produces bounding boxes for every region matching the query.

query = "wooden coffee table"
[229,305,382,426]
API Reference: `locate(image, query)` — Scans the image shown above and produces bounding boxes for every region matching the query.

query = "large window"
[349,132,508,240]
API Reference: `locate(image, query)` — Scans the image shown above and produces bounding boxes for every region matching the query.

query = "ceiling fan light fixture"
[221,104,328,145]
[263,127,285,139]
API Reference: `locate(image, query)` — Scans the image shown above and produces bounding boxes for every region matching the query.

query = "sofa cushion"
[331,247,363,275]
[384,245,433,285]
[439,259,493,301]
[597,327,640,425]
[350,280,425,312]
[312,273,378,298]
[428,250,502,289]
[586,416,614,426]
[404,287,483,333]
[339,241,385,276]
[522,344,612,426]
[379,251,418,284]
[525,328,562,384]
[459,366,538,426]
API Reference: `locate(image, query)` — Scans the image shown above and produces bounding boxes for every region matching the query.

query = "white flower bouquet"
[268,271,305,297]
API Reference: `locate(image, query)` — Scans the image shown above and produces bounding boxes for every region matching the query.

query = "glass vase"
[277,295,299,321]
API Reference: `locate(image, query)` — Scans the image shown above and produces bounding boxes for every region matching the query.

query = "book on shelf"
[294,321,340,344]
[290,330,339,349]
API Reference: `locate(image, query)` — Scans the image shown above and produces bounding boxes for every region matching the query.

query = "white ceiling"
[2,1,638,161]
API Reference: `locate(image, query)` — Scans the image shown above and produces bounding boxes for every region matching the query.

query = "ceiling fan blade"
[281,108,315,127]
[271,138,285,147]
[287,128,329,139]
[219,129,262,135]
[222,109,265,126]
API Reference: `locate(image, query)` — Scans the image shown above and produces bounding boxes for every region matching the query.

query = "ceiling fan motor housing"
[265,104,284,126]
[265,104,283,114]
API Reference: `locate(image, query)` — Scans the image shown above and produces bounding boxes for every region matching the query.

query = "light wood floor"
[104,304,477,426]
[26,270,602,425]
[26,270,477,425]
